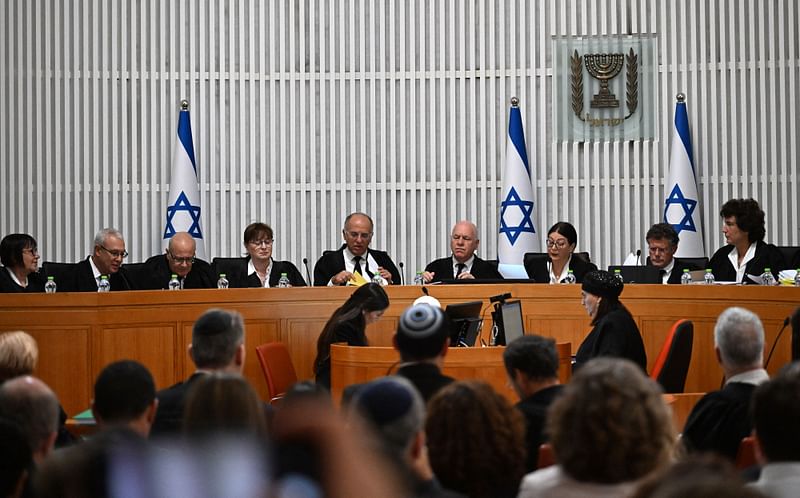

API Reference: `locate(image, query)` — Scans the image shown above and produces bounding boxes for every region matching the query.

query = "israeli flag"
[163,101,206,260]
[498,98,539,278]
[663,94,704,258]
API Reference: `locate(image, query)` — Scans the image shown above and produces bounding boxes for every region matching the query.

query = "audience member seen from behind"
[0,233,44,293]
[150,308,246,437]
[708,198,785,284]
[631,454,765,498]
[140,231,214,289]
[182,373,268,440]
[426,380,526,498]
[0,376,60,467]
[313,283,390,389]
[503,335,564,472]
[422,220,503,282]
[574,270,647,371]
[0,419,32,498]
[645,223,700,284]
[352,376,466,498]
[518,358,674,498]
[0,331,39,382]
[92,360,158,439]
[748,362,800,497]
[525,222,597,284]
[233,222,307,287]
[393,304,455,402]
[682,306,768,461]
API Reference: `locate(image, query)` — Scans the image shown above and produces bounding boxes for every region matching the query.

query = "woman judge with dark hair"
[219,222,307,287]
[0,234,44,292]
[708,198,785,284]
[313,282,390,389]
[573,270,646,371]
[524,222,596,283]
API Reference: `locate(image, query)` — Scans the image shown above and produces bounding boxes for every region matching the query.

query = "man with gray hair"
[0,376,60,465]
[682,306,769,461]
[150,308,246,436]
[72,227,132,291]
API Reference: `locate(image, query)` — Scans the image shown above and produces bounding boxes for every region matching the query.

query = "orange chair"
[255,342,298,404]
[651,319,694,393]
[537,443,556,469]
[735,436,757,470]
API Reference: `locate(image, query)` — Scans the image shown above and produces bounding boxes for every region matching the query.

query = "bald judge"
[140,232,214,289]
[422,220,503,283]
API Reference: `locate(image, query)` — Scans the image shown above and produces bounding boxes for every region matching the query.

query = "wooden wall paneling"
[242,319,281,401]
[284,319,330,381]
[92,325,177,394]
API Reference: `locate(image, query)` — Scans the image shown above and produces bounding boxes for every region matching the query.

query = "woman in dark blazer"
[0,234,44,293]
[525,222,597,283]
[708,198,785,284]
[223,222,307,288]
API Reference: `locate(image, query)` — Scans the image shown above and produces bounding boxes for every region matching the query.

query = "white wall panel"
[1,0,798,280]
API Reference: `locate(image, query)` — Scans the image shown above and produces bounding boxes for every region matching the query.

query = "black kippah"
[356,379,413,426]
[582,270,623,300]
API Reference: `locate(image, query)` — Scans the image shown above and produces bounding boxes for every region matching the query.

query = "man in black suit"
[422,220,502,283]
[71,228,132,291]
[313,212,400,286]
[394,304,454,402]
[138,232,214,289]
[503,335,563,472]
[150,308,246,436]
[645,223,699,284]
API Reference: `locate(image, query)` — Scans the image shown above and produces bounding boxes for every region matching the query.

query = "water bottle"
[44,276,57,293]
[277,273,291,288]
[761,268,775,286]
[217,273,229,289]
[613,269,624,284]
[98,275,111,292]
[704,269,715,285]
[168,274,181,290]
[563,269,577,284]
[371,273,388,286]
[680,268,692,285]
[413,272,424,286]
[795,269,800,287]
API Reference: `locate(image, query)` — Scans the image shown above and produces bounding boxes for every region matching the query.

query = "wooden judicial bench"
[0,284,797,423]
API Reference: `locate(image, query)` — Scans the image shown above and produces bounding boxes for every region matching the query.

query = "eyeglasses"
[167,251,195,265]
[249,239,274,247]
[22,248,39,256]
[345,231,372,240]
[545,239,569,249]
[99,245,128,259]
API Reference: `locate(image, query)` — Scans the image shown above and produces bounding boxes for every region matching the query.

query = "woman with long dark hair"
[313,283,390,389]
[524,222,596,284]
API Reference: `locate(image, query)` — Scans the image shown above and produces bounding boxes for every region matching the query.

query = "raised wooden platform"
[0,284,796,415]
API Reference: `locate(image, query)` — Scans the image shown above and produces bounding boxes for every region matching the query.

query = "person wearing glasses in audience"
[73,228,132,291]
[645,223,700,284]
[313,212,400,286]
[525,222,597,283]
[223,222,306,288]
[0,233,45,292]
[422,220,502,283]
[139,232,214,289]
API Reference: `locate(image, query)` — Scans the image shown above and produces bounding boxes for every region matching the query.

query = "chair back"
[537,443,556,469]
[650,319,694,393]
[735,436,758,470]
[777,246,799,267]
[122,262,151,290]
[40,261,79,292]
[255,342,298,404]
[680,257,710,271]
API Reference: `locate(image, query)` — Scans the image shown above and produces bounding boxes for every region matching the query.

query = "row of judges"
[1,198,798,293]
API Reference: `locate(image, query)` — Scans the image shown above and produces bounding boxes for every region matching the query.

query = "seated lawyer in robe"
[138,232,214,289]
[708,198,785,284]
[0,233,44,293]
[645,223,700,284]
[218,223,306,288]
[70,228,132,292]
[313,212,400,286]
[525,222,596,283]
[422,220,502,283]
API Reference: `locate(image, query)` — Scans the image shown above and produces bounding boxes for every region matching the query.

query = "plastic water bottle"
[761,268,775,286]
[704,269,715,285]
[680,269,693,285]
[413,272,424,286]
[44,276,57,293]
[277,273,291,288]
[371,273,388,286]
[98,275,111,292]
[795,269,800,287]
[217,273,229,289]
[563,269,577,284]
[613,269,624,284]
[168,274,181,290]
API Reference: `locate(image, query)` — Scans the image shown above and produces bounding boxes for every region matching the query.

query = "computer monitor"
[607,265,662,284]
[493,300,525,346]
[444,301,484,347]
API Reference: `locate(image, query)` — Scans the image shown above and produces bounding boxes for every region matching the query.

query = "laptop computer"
[607,265,662,284]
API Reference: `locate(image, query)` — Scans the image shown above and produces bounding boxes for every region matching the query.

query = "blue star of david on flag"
[163,191,203,238]
[663,184,697,234]
[500,187,536,245]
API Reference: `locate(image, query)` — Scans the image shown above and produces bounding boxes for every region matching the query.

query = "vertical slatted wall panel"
[1,0,798,275]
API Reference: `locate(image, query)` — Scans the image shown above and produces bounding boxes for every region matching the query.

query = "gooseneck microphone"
[302,258,312,286]
[398,261,405,285]
[764,316,792,370]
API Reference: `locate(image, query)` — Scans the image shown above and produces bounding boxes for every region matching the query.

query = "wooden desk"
[0,284,796,415]
[329,342,572,405]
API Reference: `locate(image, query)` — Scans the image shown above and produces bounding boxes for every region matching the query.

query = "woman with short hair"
[0,233,44,292]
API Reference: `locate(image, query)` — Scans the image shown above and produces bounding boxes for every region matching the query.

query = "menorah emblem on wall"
[584,53,625,108]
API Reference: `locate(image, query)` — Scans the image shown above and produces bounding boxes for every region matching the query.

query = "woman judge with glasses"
[524,222,597,284]
[0,234,45,292]
[217,222,306,288]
